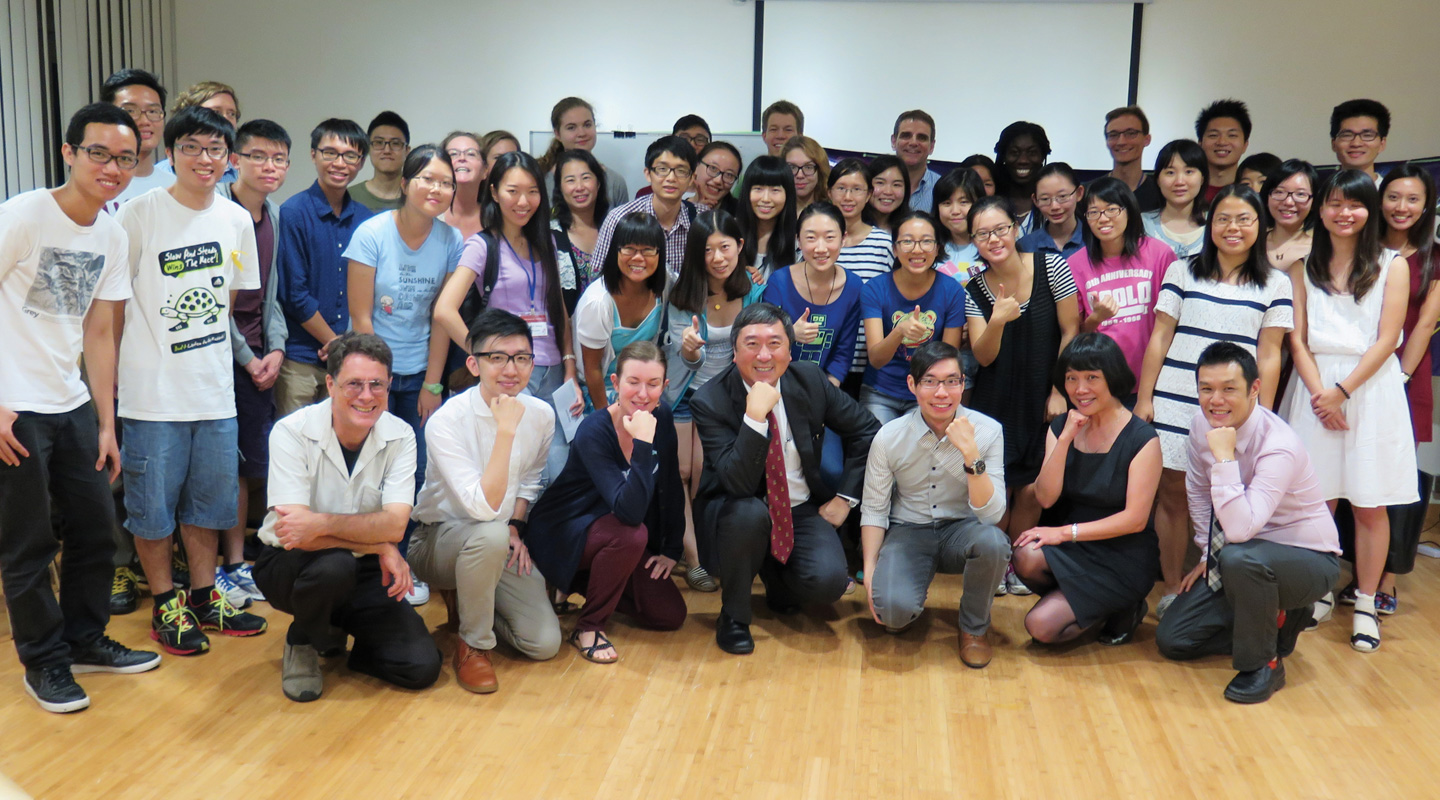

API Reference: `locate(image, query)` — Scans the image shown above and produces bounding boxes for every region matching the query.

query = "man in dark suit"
[691,303,880,655]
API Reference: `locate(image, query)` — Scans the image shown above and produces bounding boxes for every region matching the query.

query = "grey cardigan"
[217,183,288,365]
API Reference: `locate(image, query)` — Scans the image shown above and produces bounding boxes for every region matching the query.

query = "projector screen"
[760,1,1137,169]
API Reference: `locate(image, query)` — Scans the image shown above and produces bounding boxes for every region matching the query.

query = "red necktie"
[765,412,795,563]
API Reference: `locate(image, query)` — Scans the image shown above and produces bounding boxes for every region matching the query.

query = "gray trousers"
[408,519,561,659]
[871,518,1010,636]
[1155,539,1339,671]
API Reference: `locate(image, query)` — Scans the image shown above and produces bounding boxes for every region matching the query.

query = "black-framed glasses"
[790,162,818,177]
[1035,189,1079,207]
[647,165,692,180]
[1334,130,1380,143]
[315,147,363,165]
[176,142,229,160]
[971,223,1015,242]
[1084,206,1126,221]
[120,104,164,122]
[917,377,963,389]
[676,132,710,148]
[471,351,535,368]
[370,137,407,151]
[1104,128,1144,142]
[237,151,290,167]
[619,245,660,260]
[896,238,938,252]
[700,161,738,185]
[74,145,139,170]
[340,379,390,397]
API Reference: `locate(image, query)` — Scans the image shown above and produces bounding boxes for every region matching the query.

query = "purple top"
[458,233,562,365]
[1186,405,1341,555]
[233,205,274,351]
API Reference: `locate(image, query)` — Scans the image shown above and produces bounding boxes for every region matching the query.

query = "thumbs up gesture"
[1088,291,1119,322]
[681,315,704,358]
[896,305,928,342]
[793,307,820,344]
[991,283,1021,325]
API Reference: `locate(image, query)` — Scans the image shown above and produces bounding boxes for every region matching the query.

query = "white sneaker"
[214,567,252,609]
[1306,591,1334,631]
[406,578,430,606]
[230,563,266,603]
[1004,565,1032,596]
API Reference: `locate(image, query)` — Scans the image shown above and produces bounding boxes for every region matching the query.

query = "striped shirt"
[592,195,693,287]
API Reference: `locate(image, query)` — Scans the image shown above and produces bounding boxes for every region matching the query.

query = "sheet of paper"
[551,379,584,443]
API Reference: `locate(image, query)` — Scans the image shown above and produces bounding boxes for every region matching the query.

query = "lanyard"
[502,236,539,310]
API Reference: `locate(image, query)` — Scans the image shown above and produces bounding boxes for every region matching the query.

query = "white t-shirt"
[103,166,176,216]
[0,189,132,414]
[115,188,260,421]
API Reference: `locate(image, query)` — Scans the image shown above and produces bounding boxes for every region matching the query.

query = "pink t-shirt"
[1067,236,1177,383]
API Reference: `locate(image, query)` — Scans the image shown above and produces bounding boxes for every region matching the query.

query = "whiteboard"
[530,131,772,202]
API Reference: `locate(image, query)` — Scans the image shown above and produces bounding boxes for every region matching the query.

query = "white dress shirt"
[741,377,811,506]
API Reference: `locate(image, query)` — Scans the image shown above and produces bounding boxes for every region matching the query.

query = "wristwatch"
[963,458,986,476]
[423,382,444,396]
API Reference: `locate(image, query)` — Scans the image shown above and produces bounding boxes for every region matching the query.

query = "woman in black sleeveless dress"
[1013,334,1162,645]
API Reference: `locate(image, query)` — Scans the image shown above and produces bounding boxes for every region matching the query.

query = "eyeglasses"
[1270,189,1312,204]
[236,151,290,167]
[896,238,938,252]
[176,142,229,160]
[1214,213,1259,228]
[699,161,738,185]
[1084,206,1126,221]
[340,379,390,397]
[1335,130,1381,143]
[832,185,868,197]
[411,175,456,193]
[471,351,535,368]
[971,223,1015,242]
[1035,189,1079,207]
[790,162,818,178]
[315,147,364,165]
[676,133,710,148]
[120,104,164,122]
[1104,128,1144,142]
[619,245,660,260]
[917,377,963,389]
[73,145,139,170]
[447,148,481,161]
[370,137,407,152]
[648,164,692,180]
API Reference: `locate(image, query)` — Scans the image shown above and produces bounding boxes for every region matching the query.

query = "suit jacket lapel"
[780,375,810,449]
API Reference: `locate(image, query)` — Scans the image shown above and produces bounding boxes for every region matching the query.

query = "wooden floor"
[3,557,1439,800]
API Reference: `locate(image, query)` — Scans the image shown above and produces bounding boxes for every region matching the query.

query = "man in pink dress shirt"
[1156,342,1340,704]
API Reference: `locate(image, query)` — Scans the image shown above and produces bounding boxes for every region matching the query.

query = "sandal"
[1351,608,1381,653]
[552,589,581,615]
[685,565,719,593]
[1375,589,1398,616]
[568,629,619,664]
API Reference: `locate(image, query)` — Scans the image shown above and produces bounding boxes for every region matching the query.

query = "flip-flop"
[568,629,620,664]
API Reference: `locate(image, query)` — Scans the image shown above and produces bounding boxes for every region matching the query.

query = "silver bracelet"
[1070,522,1079,542]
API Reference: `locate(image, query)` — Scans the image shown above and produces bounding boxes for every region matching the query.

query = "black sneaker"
[189,586,268,637]
[71,636,162,675]
[24,665,90,713]
[109,567,140,615]
[151,594,210,656]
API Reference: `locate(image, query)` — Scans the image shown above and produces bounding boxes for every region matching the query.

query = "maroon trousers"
[574,514,688,633]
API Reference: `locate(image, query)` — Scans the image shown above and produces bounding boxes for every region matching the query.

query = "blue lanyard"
[502,236,540,310]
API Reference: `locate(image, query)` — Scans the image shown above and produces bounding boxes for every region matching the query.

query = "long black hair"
[1078,177,1145,264]
[827,157,876,229]
[481,151,567,332]
[865,154,912,232]
[1190,183,1270,289]
[737,155,798,272]
[671,210,754,315]
[1379,163,1438,297]
[1308,169,1385,301]
[551,148,610,232]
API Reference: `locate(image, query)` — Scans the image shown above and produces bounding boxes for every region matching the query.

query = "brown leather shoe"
[959,632,993,669]
[455,640,498,693]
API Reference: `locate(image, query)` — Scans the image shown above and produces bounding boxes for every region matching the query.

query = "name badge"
[520,310,548,338]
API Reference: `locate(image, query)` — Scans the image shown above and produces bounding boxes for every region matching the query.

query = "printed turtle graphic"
[161,287,225,331]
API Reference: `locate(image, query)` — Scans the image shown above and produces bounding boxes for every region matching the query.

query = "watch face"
[971,459,986,475]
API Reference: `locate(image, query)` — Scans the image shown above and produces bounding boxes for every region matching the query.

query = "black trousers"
[1156,539,1339,671]
[715,498,849,625]
[0,407,116,669]
[253,546,440,690]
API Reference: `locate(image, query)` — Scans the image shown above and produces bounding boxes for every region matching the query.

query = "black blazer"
[689,360,879,567]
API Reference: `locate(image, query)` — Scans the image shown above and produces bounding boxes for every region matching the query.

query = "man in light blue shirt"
[893,110,941,213]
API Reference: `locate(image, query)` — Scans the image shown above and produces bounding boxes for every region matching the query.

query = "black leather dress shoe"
[1277,607,1311,658]
[716,611,755,655]
[1097,599,1148,646]
[1224,659,1286,704]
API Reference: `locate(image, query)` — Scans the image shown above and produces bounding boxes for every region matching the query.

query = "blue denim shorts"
[121,417,239,539]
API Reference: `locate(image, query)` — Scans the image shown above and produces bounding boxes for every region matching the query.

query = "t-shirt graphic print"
[24,246,107,322]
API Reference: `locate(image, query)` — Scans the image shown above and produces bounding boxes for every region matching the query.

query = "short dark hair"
[909,341,960,383]
[729,302,794,352]
[673,210,753,315]
[644,135,698,171]
[1152,139,1210,225]
[1053,332,1134,399]
[1195,99,1252,141]
[893,109,935,139]
[65,103,140,149]
[310,118,369,157]
[762,100,804,133]
[672,114,710,136]
[1330,99,1391,140]
[163,105,234,151]
[100,68,166,107]
[888,209,944,270]
[966,194,1019,239]
[1238,152,1282,182]
[235,119,290,152]
[601,213,668,297]
[552,148,611,230]
[1033,162,1079,190]
[1078,177,1145,264]
[993,121,1052,192]
[1196,341,1258,387]
[465,308,532,352]
[327,331,392,378]
[1260,159,1320,233]
[931,167,987,221]
[1104,106,1150,135]
[367,110,409,142]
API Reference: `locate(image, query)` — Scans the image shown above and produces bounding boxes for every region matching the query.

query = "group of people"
[1,66,1434,715]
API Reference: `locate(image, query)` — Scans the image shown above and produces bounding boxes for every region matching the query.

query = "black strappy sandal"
[568,629,620,664]
[1351,609,1381,653]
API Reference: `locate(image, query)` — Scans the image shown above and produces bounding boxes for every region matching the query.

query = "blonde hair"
[781,135,830,208]
[172,80,239,121]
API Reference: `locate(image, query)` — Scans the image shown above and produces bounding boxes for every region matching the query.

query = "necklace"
[803,261,838,307]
